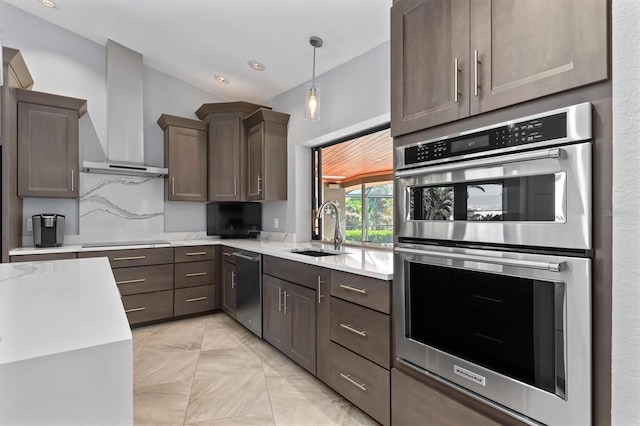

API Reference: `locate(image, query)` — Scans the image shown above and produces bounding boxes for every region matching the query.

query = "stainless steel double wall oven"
[394,103,593,425]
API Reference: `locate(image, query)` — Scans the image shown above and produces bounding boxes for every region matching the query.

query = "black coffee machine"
[33,214,65,247]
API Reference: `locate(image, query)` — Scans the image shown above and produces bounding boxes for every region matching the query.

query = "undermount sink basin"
[290,248,344,257]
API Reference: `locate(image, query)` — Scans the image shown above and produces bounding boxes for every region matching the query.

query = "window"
[312,125,393,247]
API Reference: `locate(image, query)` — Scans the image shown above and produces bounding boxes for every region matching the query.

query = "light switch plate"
[273,218,279,229]
[27,218,33,232]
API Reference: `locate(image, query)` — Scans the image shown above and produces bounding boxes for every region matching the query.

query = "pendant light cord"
[312,46,316,87]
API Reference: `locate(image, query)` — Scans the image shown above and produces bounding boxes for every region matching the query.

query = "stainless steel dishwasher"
[232,250,262,337]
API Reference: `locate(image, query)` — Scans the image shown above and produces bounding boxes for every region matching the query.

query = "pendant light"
[305,36,323,122]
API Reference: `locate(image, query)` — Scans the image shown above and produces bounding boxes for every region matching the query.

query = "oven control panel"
[404,113,568,166]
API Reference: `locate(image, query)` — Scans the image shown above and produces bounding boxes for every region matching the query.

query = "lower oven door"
[394,243,591,426]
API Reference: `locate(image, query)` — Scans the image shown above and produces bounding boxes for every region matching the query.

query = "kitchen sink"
[289,249,344,257]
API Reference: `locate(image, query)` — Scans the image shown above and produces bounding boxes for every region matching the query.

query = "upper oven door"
[395,142,591,250]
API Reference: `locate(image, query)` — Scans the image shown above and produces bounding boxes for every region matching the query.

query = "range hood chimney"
[82,40,167,178]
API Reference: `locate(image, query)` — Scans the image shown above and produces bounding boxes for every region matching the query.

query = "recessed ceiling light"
[214,75,230,85]
[41,0,56,8]
[247,60,266,71]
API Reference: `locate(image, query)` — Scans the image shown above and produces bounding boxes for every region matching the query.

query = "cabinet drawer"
[174,245,216,263]
[121,290,173,325]
[330,297,390,369]
[221,246,236,264]
[330,342,390,426]
[174,260,216,288]
[113,264,174,296]
[263,255,317,289]
[11,252,77,262]
[174,285,216,316]
[331,270,390,314]
[79,247,174,268]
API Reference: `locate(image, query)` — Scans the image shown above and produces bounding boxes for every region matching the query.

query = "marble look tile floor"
[133,313,378,426]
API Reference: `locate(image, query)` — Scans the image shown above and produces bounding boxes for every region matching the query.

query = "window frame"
[311,123,392,247]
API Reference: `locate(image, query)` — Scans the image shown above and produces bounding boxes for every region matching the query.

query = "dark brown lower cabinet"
[221,259,237,317]
[263,275,286,352]
[262,273,317,374]
[174,285,216,316]
[121,290,174,325]
[331,342,390,425]
[285,282,316,374]
[10,252,77,262]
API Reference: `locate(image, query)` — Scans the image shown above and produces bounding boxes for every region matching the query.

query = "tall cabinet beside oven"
[390,0,608,137]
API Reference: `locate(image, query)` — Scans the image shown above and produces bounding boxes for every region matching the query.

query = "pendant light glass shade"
[305,36,323,122]
[305,83,321,121]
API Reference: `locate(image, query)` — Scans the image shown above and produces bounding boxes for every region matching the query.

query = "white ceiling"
[5,0,391,104]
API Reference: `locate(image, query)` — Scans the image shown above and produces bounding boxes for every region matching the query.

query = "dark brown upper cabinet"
[157,114,208,202]
[17,89,87,198]
[391,0,608,137]
[197,102,268,202]
[243,109,289,201]
[2,47,34,263]
[391,0,470,137]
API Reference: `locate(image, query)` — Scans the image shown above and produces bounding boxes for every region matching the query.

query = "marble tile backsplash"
[79,173,164,243]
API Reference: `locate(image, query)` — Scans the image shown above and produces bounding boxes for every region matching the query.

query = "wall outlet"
[27,218,33,232]
[273,218,279,229]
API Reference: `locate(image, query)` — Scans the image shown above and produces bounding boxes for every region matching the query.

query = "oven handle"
[395,147,562,178]
[394,247,564,272]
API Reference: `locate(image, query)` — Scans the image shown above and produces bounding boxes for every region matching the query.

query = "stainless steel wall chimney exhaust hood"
[82,40,167,178]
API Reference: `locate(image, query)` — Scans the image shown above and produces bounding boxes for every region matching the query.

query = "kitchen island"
[0,257,132,426]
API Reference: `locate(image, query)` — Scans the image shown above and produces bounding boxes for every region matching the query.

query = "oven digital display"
[450,135,490,153]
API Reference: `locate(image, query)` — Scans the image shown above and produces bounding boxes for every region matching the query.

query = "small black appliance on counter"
[206,202,261,239]
[33,214,65,247]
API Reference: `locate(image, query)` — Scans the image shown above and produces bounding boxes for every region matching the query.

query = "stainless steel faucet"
[317,201,344,251]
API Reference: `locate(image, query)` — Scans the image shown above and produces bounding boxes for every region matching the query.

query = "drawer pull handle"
[125,307,146,313]
[339,284,367,294]
[186,296,207,303]
[340,323,367,337]
[340,373,367,392]
[223,252,232,257]
[113,256,146,261]
[186,252,208,256]
[116,278,146,285]
[186,272,207,277]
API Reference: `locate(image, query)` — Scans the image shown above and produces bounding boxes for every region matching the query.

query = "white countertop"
[10,239,394,280]
[0,257,132,365]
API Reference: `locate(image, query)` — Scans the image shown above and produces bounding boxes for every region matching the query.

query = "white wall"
[611,0,640,424]
[1,2,223,236]
[262,41,390,240]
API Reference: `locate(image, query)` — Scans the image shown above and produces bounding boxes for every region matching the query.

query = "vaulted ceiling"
[5,0,391,103]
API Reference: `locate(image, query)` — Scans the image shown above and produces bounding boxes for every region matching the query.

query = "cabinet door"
[391,0,470,137]
[285,282,317,375]
[208,114,242,201]
[470,0,607,115]
[166,126,207,201]
[221,260,237,317]
[262,275,286,352]
[246,122,264,201]
[18,102,78,197]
